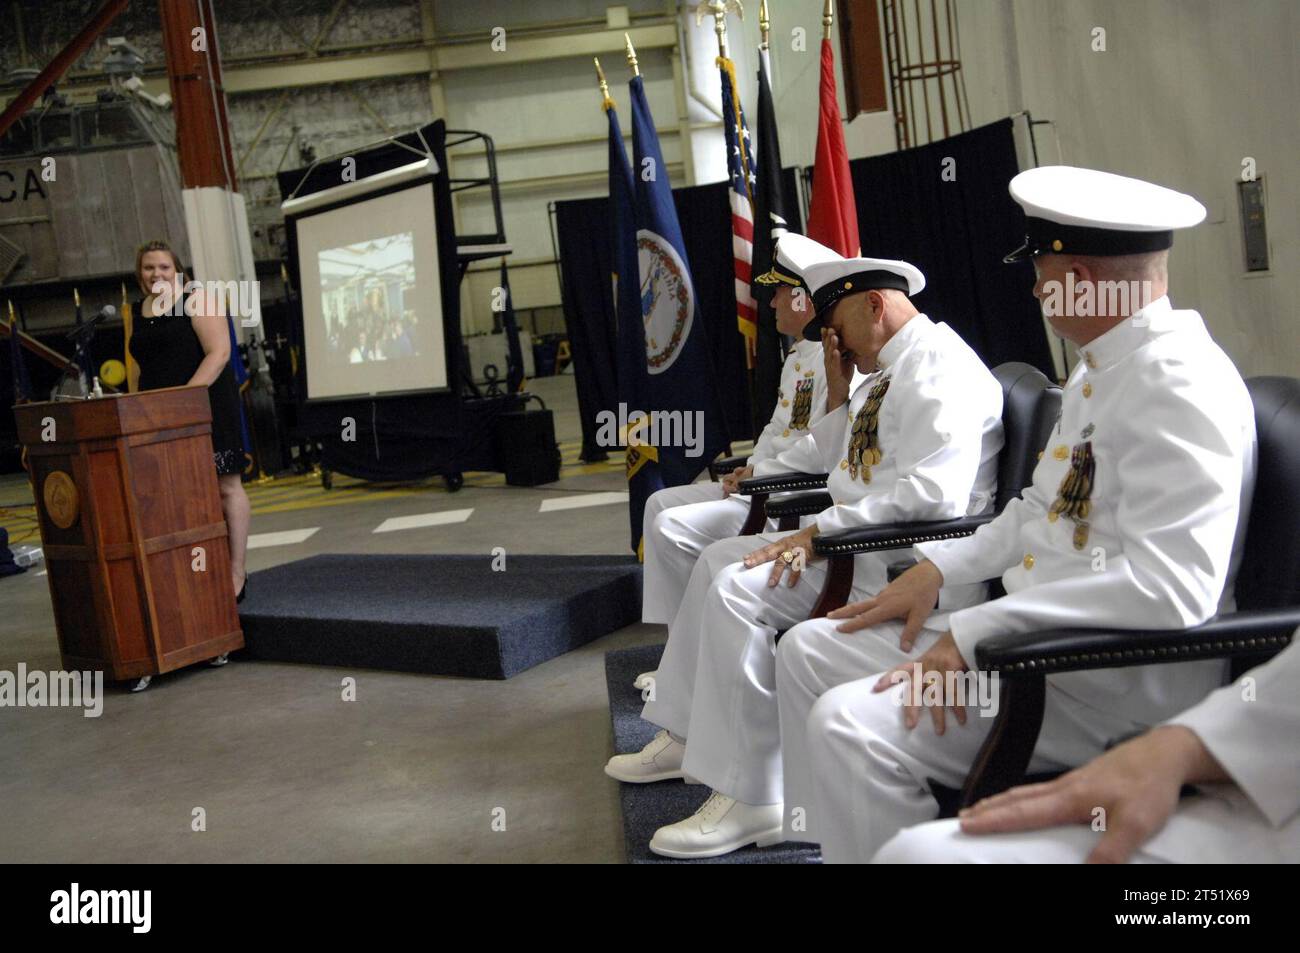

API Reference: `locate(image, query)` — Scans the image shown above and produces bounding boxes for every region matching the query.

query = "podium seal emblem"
[43,470,79,529]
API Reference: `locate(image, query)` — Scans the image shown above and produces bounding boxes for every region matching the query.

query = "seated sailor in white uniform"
[640,234,836,629]
[607,250,1005,859]
[873,631,1300,864]
[777,166,1258,864]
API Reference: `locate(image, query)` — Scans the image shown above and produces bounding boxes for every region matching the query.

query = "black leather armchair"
[727,470,832,535]
[708,453,749,481]
[940,375,1300,815]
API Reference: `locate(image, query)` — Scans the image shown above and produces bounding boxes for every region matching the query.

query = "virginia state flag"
[627,75,728,520]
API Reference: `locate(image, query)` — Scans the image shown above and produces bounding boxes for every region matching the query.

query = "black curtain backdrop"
[556,180,758,462]
[557,170,803,463]
[554,198,620,462]
[847,118,1054,375]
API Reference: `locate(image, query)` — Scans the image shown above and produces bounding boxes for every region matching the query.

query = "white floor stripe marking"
[373,508,475,534]
[538,492,629,513]
[247,527,321,549]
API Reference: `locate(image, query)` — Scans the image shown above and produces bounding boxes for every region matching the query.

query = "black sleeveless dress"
[128,296,245,476]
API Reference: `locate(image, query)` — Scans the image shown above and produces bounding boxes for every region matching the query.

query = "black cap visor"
[1004,216,1174,263]
[802,270,911,341]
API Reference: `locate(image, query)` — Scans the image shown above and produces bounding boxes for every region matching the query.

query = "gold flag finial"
[759,0,770,48]
[823,0,834,39]
[595,56,615,109]
[624,33,640,77]
[74,287,81,308]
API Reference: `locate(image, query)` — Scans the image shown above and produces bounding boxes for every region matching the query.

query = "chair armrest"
[812,514,997,557]
[974,607,1300,676]
[738,471,829,495]
[709,454,749,478]
[765,491,833,520]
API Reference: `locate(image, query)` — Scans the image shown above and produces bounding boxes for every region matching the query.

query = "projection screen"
[285,162,448,402]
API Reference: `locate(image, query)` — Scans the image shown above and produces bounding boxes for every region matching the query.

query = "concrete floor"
[0,373,696,863]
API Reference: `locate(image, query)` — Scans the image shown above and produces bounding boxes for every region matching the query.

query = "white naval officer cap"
[1004,165,1207,263]
[754,232,842,291]
[798,255,926,342]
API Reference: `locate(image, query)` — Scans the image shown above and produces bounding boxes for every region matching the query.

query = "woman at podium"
[128,240,250,605]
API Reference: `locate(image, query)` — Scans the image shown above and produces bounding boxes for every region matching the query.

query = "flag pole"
[694,0,731,59]
[824,0,834,40]
[594,57,615,110]
[624,34,639,77]
[759,0,770,50]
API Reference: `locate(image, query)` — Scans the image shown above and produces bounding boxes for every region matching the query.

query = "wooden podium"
[14,387,244,685]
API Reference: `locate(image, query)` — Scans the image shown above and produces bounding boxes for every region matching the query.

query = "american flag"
[718,56,757,368]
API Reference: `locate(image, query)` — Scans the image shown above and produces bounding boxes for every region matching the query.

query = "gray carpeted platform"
[238,554,642,679]
[605,644,820,864]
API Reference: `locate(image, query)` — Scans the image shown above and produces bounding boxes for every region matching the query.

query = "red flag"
[806,39,859,257]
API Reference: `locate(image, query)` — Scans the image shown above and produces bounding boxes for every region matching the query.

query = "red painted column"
[158,0,238,193]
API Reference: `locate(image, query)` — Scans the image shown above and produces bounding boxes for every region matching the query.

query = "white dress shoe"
[632,670,657,691]
[649,791,784,858]
[605,729,699,783]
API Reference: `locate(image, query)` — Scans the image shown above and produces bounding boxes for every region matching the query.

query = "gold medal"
[1073,523,1090,550]
[1050,441,1096,548]
[845,378,890,482]
[789,378,815,430]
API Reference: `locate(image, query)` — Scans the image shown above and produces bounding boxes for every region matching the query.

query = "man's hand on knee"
[956,726,1219,864]
[828,559,943,649]
[872,631,968,734]
[743,526,821,588]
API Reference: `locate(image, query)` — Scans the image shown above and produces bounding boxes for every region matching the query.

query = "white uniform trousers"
[641,483,755,625]
[775,617,1146,862]
[873,818,1167,863]
[874,785,1296,864]
[642,534,880,807]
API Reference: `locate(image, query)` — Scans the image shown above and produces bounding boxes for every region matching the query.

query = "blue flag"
[73,292,95,384]
[625,75,728,524]
[7,311,32,405]
[607,94,663,555]
[226,315,253,473]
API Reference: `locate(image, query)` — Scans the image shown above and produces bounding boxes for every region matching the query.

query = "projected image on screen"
[320,234,422,367]
[292,178,447,401]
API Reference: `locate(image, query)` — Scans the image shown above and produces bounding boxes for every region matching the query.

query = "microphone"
[67,304,116,339]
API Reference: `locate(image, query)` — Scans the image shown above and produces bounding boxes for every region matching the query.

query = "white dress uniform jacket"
[779,296,1259,861]
[642,313,1003,805]
[919,297,1258,722]
[873,634,1300,864]
[641,339,827,624]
